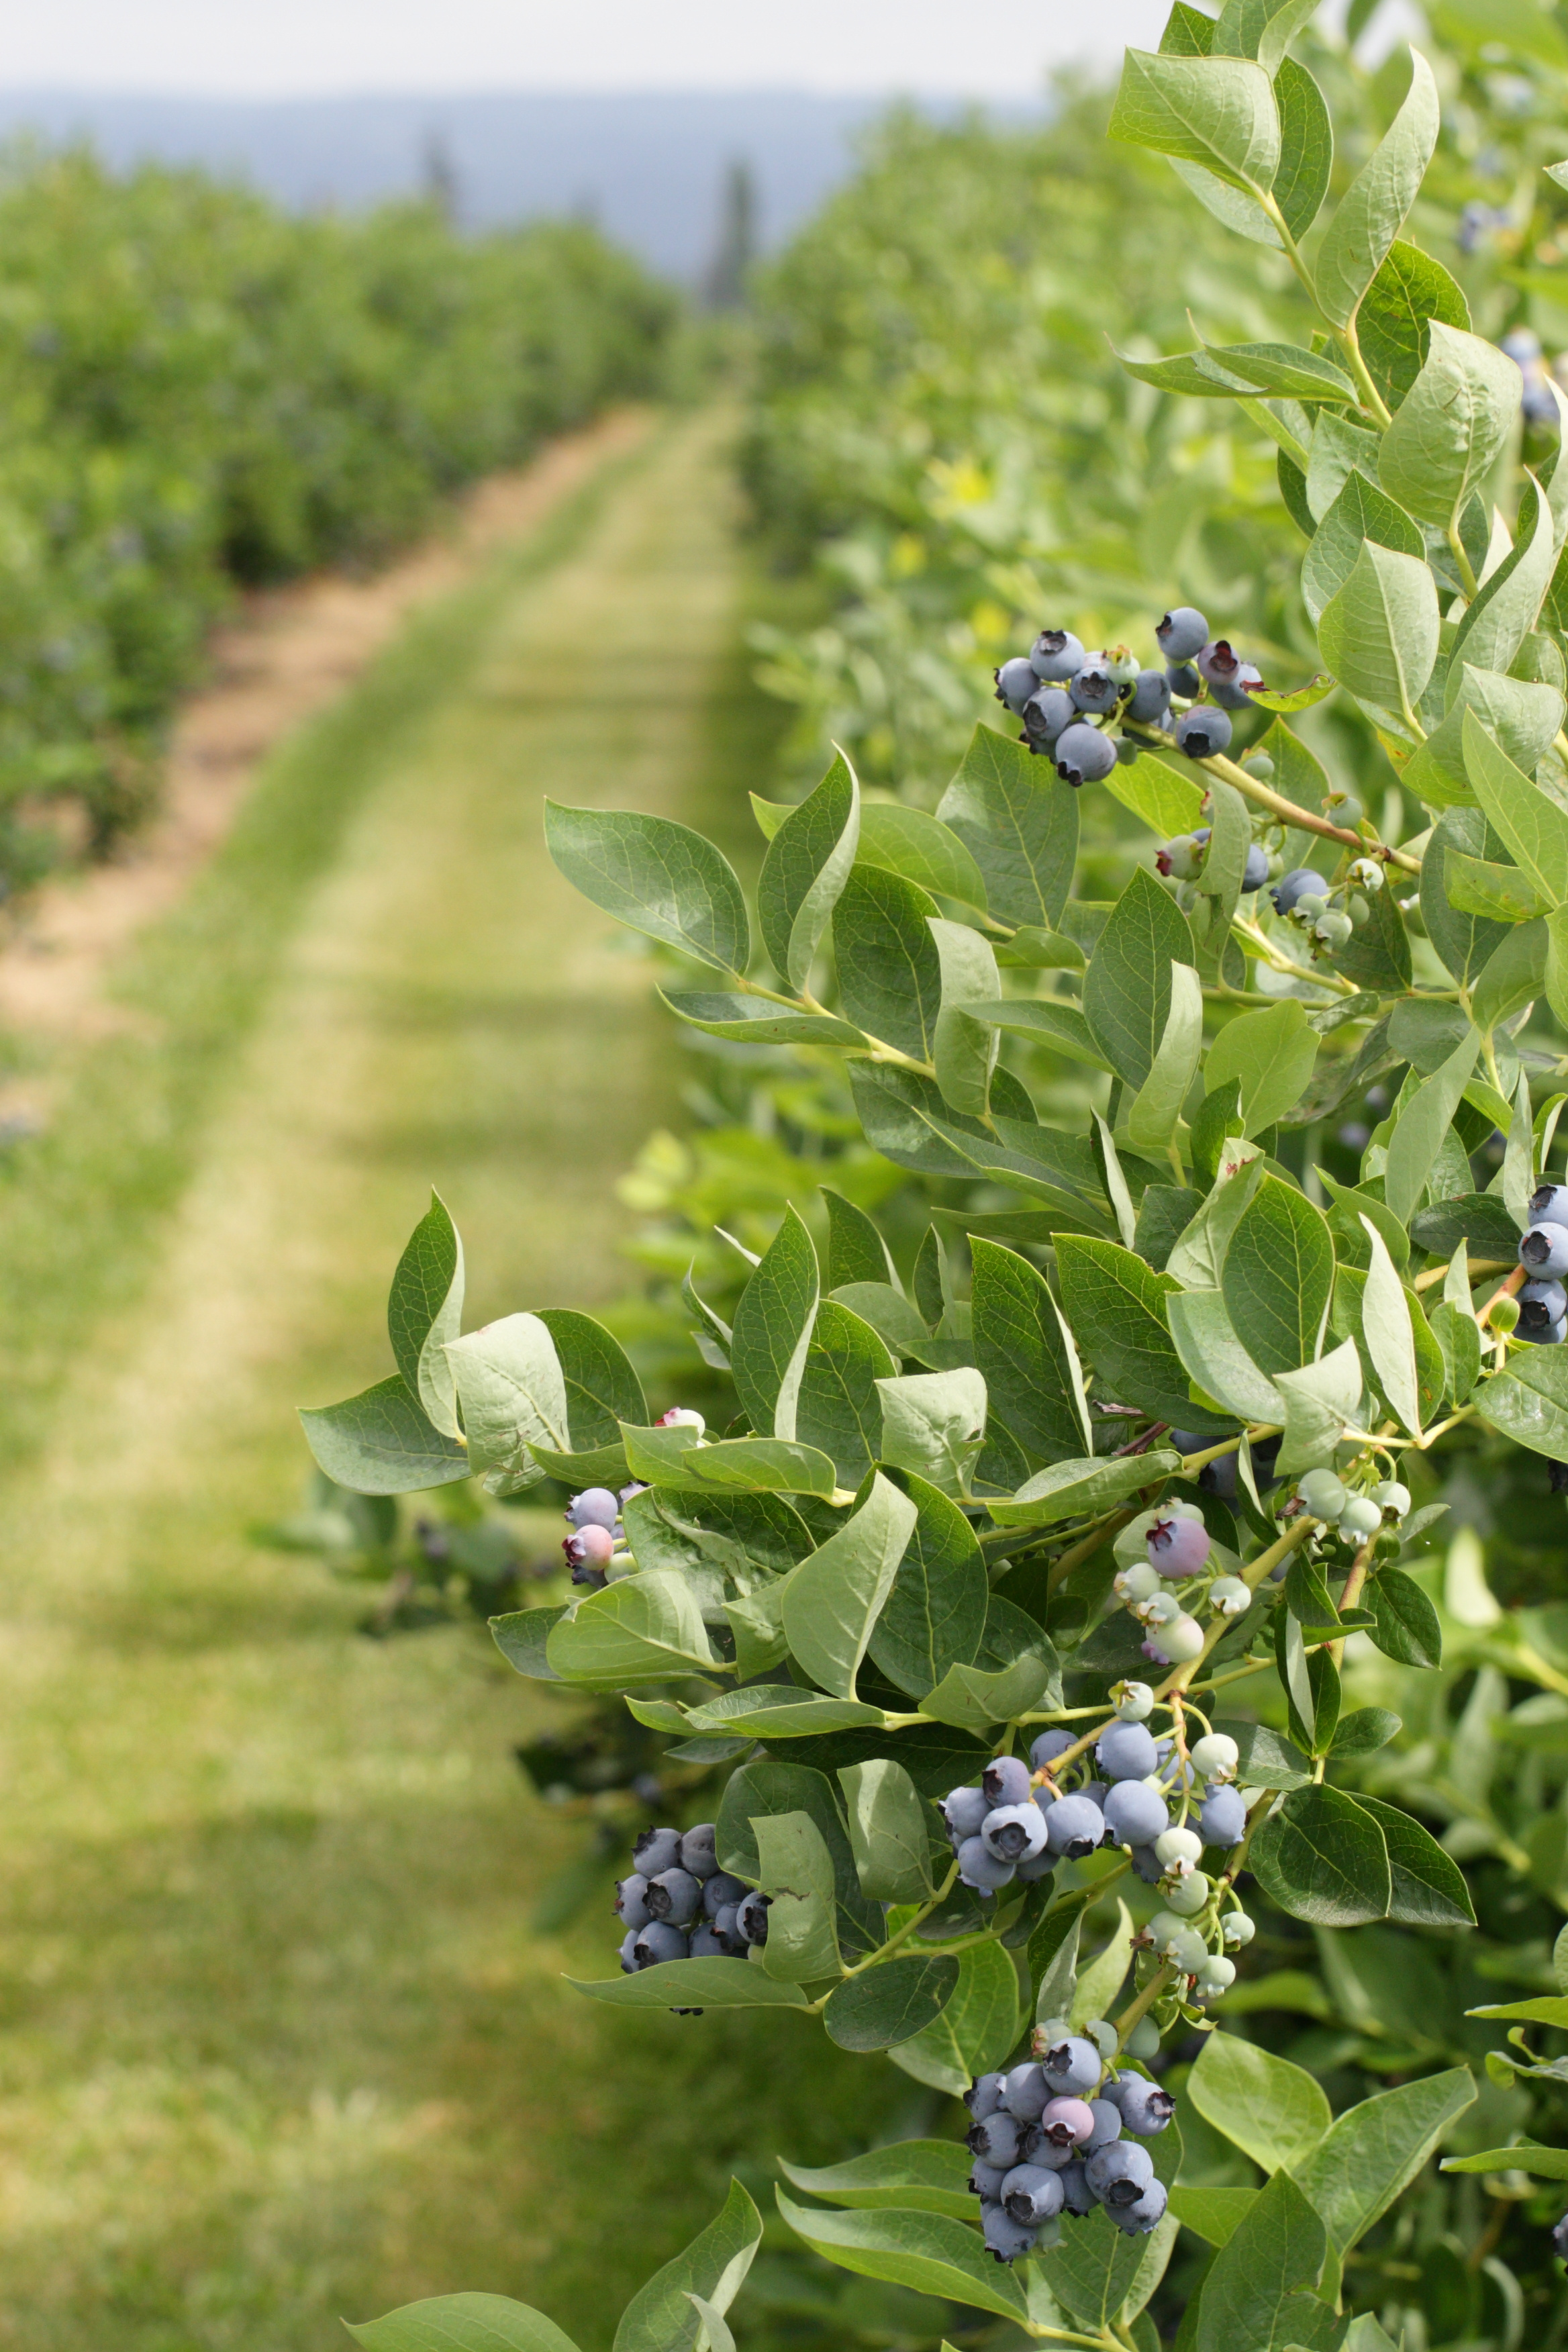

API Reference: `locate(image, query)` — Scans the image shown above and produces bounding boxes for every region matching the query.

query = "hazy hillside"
[0,90,1045,281]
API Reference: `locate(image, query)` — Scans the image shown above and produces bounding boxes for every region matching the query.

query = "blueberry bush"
[0,150,673,883]
[305,6,1568,2345]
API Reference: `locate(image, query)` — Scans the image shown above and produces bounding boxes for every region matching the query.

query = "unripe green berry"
[1492,1294,1520,1336]
[1371,1479,1410,1518]
[1222,1912,1255,1948]
[1296,1469,1346,1520]
[1338,1496,1383,1540]
[1165,1870,1211,1916]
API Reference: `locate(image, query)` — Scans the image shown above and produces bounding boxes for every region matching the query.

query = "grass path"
[0,410,904,2352]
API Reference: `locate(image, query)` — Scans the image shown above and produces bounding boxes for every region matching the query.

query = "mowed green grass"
[0,410,911,2352]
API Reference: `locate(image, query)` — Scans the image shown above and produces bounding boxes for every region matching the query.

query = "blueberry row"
[1514,1183,1568,1346]
[965,2037,1175,2262]
[615,1822,771,1970]
[992,607,1259,785]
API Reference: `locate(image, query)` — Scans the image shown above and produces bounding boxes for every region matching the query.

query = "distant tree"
[703,157,756,309]
[421,128,459,225]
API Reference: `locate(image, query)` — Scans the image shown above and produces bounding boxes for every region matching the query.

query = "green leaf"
[918,1650,1055,1732]
[730,1206,821,1443]
[838,1759,938,1902]
[1204,1001,1319,1136]
[1405,665,1565,810]
[1103,748,1206,838]
[1301,469,1425,627]
[1293,2070,1475,2257]
[1358,238,1470,412]
[387,1193,465,1439]
[1331,1707,1402,1758]
[1126,962,1204,1153]
[1193,2169,1336,2352]
[754,1810,844,1981]
[1442,2141,1568,2181]
[832,865,942,1064]
[875,1370,988,1498]
[1317,539,1439,725]
[1109,50,1280,191]
[796,1301,895,1488]
[781,1472,918,1700]
[1471,917,1547,1036]
[569,1959,809,2009]
[1274,1338,1365,1478]
[1221,1173,1334,1377]
[614,2180,763,2352]
[1212,0,1318,75]
[777,2141,974,2220]
[546,1570,717,1686]
[1071,1898,1135,2030]
[1167,1289,1287,1422]
[346,2297,583,2352]
[758,749,861,991]
[885,1937,1020,2095]
[1318,1169,1408,1271]
[1083,866,1198,1095]
[716,1759,880,1955]
[1350,1797,1475,1926]
[1249,1784,1393,1924]
[1377,320,1523,529]
[1359,1219,1422,1434]
[867,1470,989,1700]
[971,1238,1093,1462]
[929,917,1001,1117]
[986,1449,1184,1528]
[444,1312,568,1488]
[298,1375,471,1496]
[1450,471,1558,685]
[1189,2031,1331,2174]
[1430,1299,1483,1405]
[1312,47,1438,327]
[960,996,1106,1069]
[1462,710,1568,905]
[1169,2187,1258,2250]
[544,801,748,977]
[773,2192,1026,2324]
[536,1309,647,1449]
[661,991,865,1047]
[1218,1718,1314,1790]
[683,1437,840,1496]
[681,1689,886,1738]
[1443,852,1551,923]
[824,1955,959,2050]
[1422,807,1512,985]
[490,1606,567,1683]
[1040,2205,1167,2334]
[1057,1236,1230,1432]
[1365,1565,1443,1669]
[935,724,1077,931]
[824,1190,897,1291]
[856,802,989,910]
[1305,411,1382,524]
[1383,1028,1482,1229]
[1271,55,1334,240]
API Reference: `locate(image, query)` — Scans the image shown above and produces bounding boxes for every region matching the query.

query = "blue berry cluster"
[965,2038,1175,2261]
[615,1822,769,1969]
[993,607,1263,785]
[1268,851,1386,956]
[1515,1184,1568,1346]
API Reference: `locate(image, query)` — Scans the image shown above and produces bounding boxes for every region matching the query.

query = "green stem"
[1447,520,1481,601]
[1113,1960,1174,2055]
[827,1861,961,1986]
[1257,190,1392,431]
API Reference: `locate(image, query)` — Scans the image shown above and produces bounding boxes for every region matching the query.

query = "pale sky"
[0,1,1177,96]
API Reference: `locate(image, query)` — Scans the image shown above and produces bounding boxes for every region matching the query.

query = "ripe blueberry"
[958,1834,1016,1892]
[1198,1785,1248,1848]
[1040,2035,1101,2096]
[1030,628,1085,681]
[679,1824,719,1879]
[1520,1279,1568,1335]
[734,1891,771,1945]
[616,1872,651,1930]
[1095,1720,1159,1782]
[1117,2079,1175,2137]
[1082,2099,1122,2153]
[1085,2141,1153,2207]
[1173,707,1233,760]
[1057,2159,1095,2216]
[1000,2062,1049,2121]
[1242,844,1270,891]
[1165,658,1202,695]
[701,1871,746,1919]
[633,1826,683,1876]
[941,1785,991,1844]
[1055,722,1118,786]
[1127,668,1173,724]
[1022,685,1074,749]
[968,2110,1024,2169]
[983,1755,1034,1807]
[981,2200,1038,2263]
[1111,2178,1169,2235]
[619,1928,641,1973]
[1069,664,1120,716]
[982,1802,1048,1864]
[1129,1843,1164,1883]
[646,1867,701,1925]
[1156,607,1208,662]
[687,1925,726,1958]
[995,656,1042,714]
[1001,2163,1064,2226]
[965,2071,1007,2118]
[632,1921,689,1966]
[1042,1793,1105,1860]
[1029,1728,1075,1771]
[1103,1781,1169,1848]
[969,2158,1008,2200]
[1271,867,1328,917]
[567,1487,621,1530]
[1530,1183,1568,1226]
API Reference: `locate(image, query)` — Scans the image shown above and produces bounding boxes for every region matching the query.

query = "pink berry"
[1040,2096,1096,2147]
[564,1524,614,1569]
[1146,1515,1210,1578]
